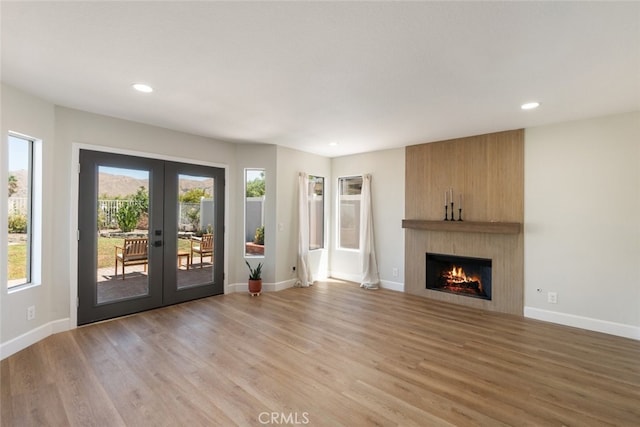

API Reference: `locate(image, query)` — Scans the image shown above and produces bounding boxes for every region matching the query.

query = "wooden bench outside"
[190,234,213,268]
[115,237,148,280]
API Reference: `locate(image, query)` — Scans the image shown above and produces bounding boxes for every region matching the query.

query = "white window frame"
[7,132,42,293]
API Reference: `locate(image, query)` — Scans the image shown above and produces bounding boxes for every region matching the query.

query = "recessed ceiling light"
[521,102,540,110]
[132,83,153,93]
[329,142,338,146]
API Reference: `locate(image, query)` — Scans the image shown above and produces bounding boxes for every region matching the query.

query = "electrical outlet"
[392,268,399,277]
[547,292,558,304]
[27,305,36,321]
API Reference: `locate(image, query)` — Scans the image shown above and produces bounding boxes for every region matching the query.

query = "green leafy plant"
[179,188,211,203]
[186,207,200,231]
[8,213,27,233]
[131,186,149,214]
[245,260,263,280]
[245,172,265,197]
[114,187,149,232]
[115,203,139,232]
[253,225,264,245]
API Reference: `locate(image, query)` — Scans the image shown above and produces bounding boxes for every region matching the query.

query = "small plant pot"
[248,279,262,296]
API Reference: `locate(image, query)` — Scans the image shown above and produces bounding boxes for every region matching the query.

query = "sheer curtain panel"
[296,172,313,287]
[359,174,380,289]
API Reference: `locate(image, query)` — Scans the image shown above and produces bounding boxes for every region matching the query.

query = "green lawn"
[8,244,27,280]
[8,237,193,280]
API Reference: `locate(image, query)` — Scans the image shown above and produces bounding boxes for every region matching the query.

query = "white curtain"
[296,172,313,287]
[359,174,380,289]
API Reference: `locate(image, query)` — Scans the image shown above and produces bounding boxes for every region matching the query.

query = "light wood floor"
[2,280,639,426]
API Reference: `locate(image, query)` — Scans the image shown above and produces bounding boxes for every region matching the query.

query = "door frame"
[70,143,229,328]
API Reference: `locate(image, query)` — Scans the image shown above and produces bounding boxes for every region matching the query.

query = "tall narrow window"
[338,175,362,250]
[245,169,265,256]
[308,175,324,250]
[7,134,39,289]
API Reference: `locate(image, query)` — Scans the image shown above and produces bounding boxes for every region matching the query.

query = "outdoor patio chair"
[190,234,213,268]
[114,237,148,279]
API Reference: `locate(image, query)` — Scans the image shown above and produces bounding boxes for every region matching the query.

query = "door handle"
[154,240,163,247]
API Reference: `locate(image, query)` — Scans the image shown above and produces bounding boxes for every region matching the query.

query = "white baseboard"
[226,282,247,294]
[267,278,297,292]
[226,279,297,294]
[524,307,640,341]
[380,279,404,292]
[1,318,70,360]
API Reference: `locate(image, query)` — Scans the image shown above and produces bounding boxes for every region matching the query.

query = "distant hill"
[98,173,149,198]
[8,170,213,199]
[99,173,214,199]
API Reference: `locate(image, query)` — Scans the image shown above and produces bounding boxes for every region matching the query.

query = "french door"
[77,150,224,325]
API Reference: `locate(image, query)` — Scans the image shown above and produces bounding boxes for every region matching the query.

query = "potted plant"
[245,260,263,296]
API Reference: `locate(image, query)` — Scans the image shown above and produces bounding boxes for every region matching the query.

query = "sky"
[8,135,29,172]
[246,169,264,181]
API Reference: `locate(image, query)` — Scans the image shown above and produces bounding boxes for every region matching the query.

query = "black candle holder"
[458,208,463,221]
[443,205,449,221]
[450,202,455,221]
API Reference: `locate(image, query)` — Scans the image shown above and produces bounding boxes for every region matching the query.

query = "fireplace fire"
[426,253,492,300]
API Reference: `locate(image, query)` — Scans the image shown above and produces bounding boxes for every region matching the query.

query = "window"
[245,169,265,256]
[338,175,362,250]
[308,175,324,250]
[7,133,41,289]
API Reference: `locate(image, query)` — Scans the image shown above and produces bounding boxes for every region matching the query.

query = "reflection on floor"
[96,263,214,304]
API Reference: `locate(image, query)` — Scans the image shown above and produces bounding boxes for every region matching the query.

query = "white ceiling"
[2,1,639,157]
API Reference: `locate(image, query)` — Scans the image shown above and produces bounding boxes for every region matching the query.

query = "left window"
[7,133,41,290]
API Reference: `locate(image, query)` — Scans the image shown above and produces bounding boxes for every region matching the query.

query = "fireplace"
[426,253,492,300]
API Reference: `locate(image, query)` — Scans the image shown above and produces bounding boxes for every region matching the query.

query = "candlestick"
[450,201,455,221]
[444,204,449,221]
[458,208,463,221]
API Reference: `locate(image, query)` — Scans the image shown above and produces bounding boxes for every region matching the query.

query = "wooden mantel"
[402,219,521,234]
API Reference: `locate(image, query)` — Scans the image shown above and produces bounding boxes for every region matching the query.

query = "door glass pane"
[177,174,214,289]
[245,169,265,257]
[96,166,149,304]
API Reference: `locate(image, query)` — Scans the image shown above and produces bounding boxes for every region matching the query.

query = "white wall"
[1,84,58,357]
[524,112,640,339]
[331,148,405,291]
[276,146,332,285]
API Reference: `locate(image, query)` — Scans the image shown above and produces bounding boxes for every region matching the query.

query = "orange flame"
[447,265,483,292]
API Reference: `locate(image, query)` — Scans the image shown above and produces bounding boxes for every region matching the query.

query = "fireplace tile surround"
[404,130,524,315]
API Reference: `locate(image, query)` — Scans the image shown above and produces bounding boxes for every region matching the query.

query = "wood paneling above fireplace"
[404,130,524,315]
